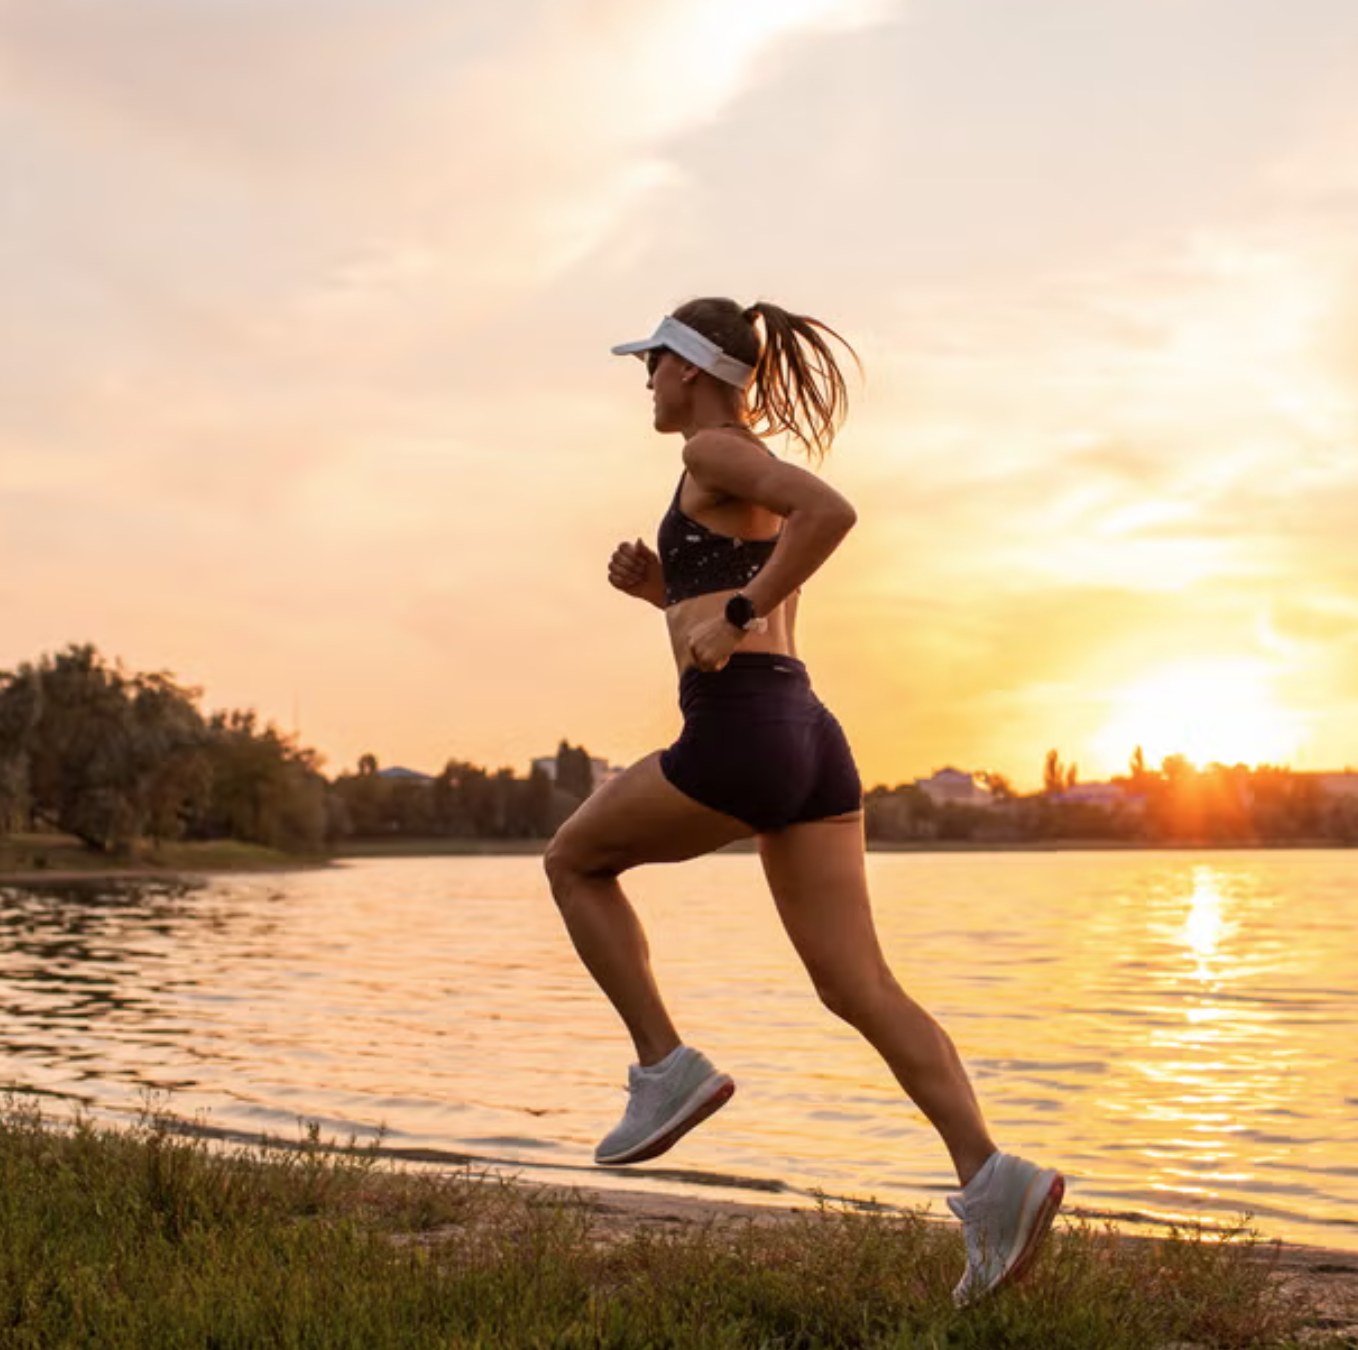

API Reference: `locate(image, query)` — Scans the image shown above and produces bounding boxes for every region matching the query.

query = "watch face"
[725,594,756,629]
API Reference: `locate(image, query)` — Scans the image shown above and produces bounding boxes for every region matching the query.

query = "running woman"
[544,298,1064,1304]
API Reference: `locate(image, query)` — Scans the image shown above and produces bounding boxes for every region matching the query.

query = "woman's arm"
[682,430,857,621]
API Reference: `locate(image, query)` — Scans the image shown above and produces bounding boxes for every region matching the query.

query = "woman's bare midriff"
[666,588,800,674]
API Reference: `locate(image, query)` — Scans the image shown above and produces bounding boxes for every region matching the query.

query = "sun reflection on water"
[1183,867,1230,980]
[1097,864,1310,1232]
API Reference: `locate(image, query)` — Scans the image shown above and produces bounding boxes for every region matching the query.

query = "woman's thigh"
[756,814,890,985]
[548,751,754,877]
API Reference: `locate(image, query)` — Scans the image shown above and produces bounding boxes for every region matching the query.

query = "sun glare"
[1094,660,1304,772]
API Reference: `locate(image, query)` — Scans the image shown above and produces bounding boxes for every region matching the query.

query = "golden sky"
[3,0,1357,790]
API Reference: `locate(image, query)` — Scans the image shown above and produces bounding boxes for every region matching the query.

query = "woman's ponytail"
[742,301,858,462]
[672,296,860,461]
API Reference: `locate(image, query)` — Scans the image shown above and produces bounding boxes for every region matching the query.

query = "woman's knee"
[543,826,616,898]
[809,959,896,1026]
[542,830,575,897]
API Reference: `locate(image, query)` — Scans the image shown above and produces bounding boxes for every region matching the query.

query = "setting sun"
[1094,660,1306,772]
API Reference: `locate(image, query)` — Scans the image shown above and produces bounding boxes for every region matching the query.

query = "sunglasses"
[645,348,670,378]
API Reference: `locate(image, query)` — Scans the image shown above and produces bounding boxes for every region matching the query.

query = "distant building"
[532,756,622,791]
[1307,771,1358,800]
[376,766,434,784]
[1236,770,1358,811]
[1052,782,1145,814]
[914,767,994,808]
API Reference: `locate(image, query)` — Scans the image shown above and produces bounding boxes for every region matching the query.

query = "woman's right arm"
[607,538,666,609]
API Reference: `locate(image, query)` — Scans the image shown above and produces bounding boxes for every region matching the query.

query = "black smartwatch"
[724,593,759,632]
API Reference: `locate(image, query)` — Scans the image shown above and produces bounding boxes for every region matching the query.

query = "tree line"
[866,749,1358,846]
[0,646,587,856]
[329,753,582,842]
[5,646,1355,856]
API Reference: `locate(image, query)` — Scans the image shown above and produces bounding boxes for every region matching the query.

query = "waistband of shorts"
[678,652,809,691]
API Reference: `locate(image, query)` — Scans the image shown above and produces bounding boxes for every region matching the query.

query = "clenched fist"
[608,538,665,608]
[684,613,744,672]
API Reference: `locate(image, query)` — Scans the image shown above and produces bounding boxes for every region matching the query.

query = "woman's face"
[646,348,691,433]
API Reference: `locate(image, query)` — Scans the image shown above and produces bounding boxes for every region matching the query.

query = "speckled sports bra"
[658,471,780,606]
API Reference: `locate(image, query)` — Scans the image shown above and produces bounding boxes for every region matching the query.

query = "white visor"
[611,315,754,388]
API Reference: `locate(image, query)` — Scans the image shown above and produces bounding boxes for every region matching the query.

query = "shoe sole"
[595,1075,735,1166]
[997,1171,1066,1292]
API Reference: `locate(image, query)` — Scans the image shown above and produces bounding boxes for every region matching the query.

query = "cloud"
[6,0,1358,781]
[0,0,901,476]
[1,0,897,291]
[637,0,1358,305]
[0,0,904,641]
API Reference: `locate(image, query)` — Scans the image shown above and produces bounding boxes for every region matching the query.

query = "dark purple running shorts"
[659,653,863,832]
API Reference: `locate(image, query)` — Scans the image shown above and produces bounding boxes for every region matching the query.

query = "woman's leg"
[757,814,996,1186]
[544,751,753,1065]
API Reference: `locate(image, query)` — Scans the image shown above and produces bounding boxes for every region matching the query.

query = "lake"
[1,850,1354,1251]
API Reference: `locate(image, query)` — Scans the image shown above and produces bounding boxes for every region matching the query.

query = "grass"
[146,838,327,871]
[0,1095,1348,1349]
[0,832,322,877]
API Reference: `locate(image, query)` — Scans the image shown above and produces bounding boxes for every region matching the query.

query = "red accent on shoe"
[600,1079,735,1166]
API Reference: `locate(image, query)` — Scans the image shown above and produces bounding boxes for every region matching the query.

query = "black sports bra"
[658,472,780,606]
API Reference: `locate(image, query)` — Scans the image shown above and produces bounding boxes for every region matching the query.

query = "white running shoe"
[594,1045,735,1166]
[947,1151,1065,1306]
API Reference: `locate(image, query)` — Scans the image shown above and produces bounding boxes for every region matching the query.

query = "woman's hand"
[685,614,745,672]
[607,538,665,608]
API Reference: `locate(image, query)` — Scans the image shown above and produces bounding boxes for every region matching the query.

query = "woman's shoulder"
[682,424,773,470]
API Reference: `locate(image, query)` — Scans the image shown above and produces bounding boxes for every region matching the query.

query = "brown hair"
[671,297,859,461]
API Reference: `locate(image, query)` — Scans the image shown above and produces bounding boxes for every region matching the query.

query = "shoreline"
[336,836,1358,856]
[3,834,1356,886]
[12,1090,1358,1285]
[71,1107,1358,1267]
[0,834,335,886]
[0,864,327,886]
[524,1176,1358,1325]
[549,1175,1358,1264]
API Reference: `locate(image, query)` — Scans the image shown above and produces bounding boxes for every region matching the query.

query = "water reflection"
[1183,866,1229,979]
[1088,859,1350,1237]
[0,876,289,1107]
[1,879,202,1018]
[0,854,1354,1250]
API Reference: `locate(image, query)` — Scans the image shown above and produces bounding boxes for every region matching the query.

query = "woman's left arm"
[683,432,858,621]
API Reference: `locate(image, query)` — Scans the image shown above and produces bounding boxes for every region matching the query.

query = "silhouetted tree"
[0,663,41,832]
[555,740,594,800]
[0,645,209,854]
[1042,749,1065,796]
[188,709,327,852]
[864,783,937,842]
[980,771,1016,801]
